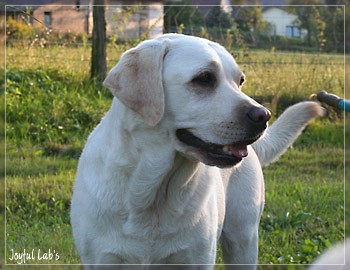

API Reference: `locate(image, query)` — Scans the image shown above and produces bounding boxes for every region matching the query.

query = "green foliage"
[164,1,204,33]
[205,6,232,29]
[234,3,267,35]
[312,7,326,52]
[165,4,345,53]
[6,17,35,40]
[322,6,344,53]
[288,3,344,53]
[6,16,88,48]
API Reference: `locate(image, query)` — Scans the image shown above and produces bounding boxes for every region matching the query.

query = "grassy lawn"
[4,44,345,266]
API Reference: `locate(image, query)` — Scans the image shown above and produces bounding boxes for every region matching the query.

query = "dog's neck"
[107,98,209,233]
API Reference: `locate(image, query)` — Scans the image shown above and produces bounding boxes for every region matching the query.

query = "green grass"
[4,44,345,266]
[259,147,344,264]
[6,171,79,264]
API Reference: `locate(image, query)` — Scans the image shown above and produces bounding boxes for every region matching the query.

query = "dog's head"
[104,34,270,168]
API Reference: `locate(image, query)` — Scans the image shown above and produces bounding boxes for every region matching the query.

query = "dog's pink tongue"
[229,144,248,158]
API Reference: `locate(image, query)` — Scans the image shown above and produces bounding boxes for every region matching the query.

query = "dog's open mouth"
[176,129,261,167]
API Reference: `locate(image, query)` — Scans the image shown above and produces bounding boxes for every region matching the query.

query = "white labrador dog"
[71,34,323,267]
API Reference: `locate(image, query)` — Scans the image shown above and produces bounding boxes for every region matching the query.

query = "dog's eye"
[239,76,245,86]
[192,72,216,88]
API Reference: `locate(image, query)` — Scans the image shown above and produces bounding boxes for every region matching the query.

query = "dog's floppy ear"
[103,39,169,126]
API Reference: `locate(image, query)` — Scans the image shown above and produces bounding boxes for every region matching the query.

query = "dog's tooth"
[222,146,229,152]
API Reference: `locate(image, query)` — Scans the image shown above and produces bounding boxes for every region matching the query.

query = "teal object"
[338,99,350,112]
[317,91,349,112]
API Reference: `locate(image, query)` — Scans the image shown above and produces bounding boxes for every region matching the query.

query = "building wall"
[32,0,90,33]
[31,1,163,39]
[262,7,299,37]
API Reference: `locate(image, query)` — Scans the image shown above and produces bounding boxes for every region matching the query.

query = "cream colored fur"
[308,239,349,270]
[70,34,323,268]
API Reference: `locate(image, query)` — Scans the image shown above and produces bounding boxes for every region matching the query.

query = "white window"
[286,26,301,38]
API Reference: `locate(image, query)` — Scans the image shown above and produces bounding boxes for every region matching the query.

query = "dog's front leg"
[220,147,264,269]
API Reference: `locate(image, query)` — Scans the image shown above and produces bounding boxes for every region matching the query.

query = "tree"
[164,0,204,34]
[288,2,344,53]
[205,5,232,29]
[288,0,324,46]
[231,1,267,44]
[90,0,107,82]
[322,6,344,53]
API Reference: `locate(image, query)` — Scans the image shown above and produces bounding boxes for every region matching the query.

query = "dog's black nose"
[247,107,271,124]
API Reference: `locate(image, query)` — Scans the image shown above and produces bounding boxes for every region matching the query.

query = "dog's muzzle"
[176,106,271,168]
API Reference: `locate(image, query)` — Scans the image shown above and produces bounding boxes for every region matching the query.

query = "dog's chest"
[111,202,217,264]
[106,174,219,263]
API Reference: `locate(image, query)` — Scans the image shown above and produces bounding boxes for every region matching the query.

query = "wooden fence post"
[90,0,106,82]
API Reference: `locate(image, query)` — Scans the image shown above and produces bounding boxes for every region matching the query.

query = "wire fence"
[5,43,345,75]
[6,47,345,66]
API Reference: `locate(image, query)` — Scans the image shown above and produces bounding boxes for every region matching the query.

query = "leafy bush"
[6,17,37,45]
[6,17,88,48]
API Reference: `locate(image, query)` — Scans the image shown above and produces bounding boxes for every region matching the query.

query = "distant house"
[3,0,164,39]
[192,1,307,39]
[31,0,91,33]
[1,0,51,25]
[3,1,309,40]
[262,7,307,38]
